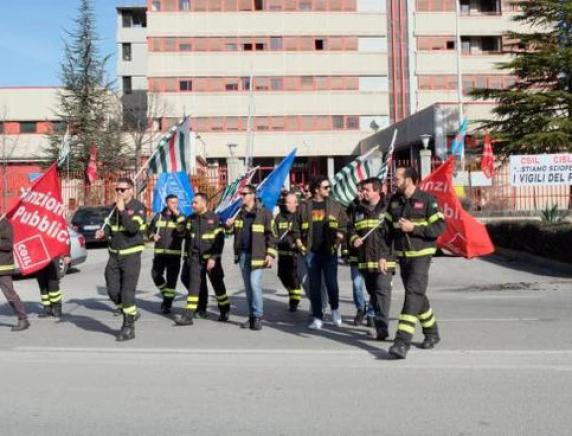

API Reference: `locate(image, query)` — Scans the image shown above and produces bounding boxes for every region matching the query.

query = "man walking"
[95,177,147,341]
[349,178,395,340]
[297,176,347,330]
[175,193,230,325]
[226,185,277,331]
[148,194,186,314]
[383,167,445,359]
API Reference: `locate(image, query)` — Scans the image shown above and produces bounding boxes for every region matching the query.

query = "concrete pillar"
[420,149,432,180]
[327,157,335,179]
[226,157,245,182]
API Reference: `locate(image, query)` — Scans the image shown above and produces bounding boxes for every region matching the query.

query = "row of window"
[156,115,362,132]
[147,75,388,92]
[416,0,519,13]
[149,0,361,12]
[148,36,363,53]
[0,121,64,135]
[417,36,503,54]
[417,74,516,91]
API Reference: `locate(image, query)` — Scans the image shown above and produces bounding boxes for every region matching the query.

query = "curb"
[494,247,572,277]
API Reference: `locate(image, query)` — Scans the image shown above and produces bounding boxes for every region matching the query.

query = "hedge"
[486,221,572,264]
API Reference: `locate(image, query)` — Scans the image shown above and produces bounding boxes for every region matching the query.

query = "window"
[51,121,65,133]
[123,76,132,94]
[242,77,251,90]
[255,78,270,90]
[315,39,325,50]
[132,10,146,27]
[254,0,264,10]
[301,76,314,88]
[270,37,282,50]
[122,43,132,61]
[238,0,252,10]
[225,43,237,51]
[268,0,282,10]
[225,83,239,91]
[346,116,359,129]
[332,116,344,129]
[165,38,177,51]
[180,43,192,51]
[243,43,253,51]
[270,78,283,90]
[122,12,132,28]
[20,122,37,134]
[255,43,265,51]
[482,36,501,53]
[152,0,161,11]
[0,122,4,134]
[446,40,455,50]
[180,0,190,10]
[179,80,192,91]
[299,0,312,10]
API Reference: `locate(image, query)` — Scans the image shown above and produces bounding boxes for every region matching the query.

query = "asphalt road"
[1,245,571,435]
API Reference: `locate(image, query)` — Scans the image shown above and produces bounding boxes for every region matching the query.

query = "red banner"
[6,163,70,275]
[419,157,494,258]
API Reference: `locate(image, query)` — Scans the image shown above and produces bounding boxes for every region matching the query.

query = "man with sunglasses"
[95,178,147,341]
[225,184,277,331]
[297,176,347,330]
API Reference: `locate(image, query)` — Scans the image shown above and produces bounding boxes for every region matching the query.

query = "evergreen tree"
[47,0,131,173]
[471,0,572,157]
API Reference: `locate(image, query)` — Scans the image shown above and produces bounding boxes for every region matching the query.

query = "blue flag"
[257,148,297,211]
[152,171,194,216]
[450,117,468,157]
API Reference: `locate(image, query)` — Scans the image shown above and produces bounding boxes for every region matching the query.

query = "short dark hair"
[400,166,419,184]
[117,177,134,187]
[310,176,329,195]
[165,194,178,201]
[194,192,208,202]
[242,184,256,194]
[360,177,382,192]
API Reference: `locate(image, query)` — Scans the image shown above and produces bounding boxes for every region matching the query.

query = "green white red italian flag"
[147,117,192,174]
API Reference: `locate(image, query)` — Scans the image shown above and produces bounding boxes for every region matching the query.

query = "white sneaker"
[331,310,342,327]
[308,318,323,330]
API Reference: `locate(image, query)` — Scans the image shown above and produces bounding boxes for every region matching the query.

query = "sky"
[0,0,146,88]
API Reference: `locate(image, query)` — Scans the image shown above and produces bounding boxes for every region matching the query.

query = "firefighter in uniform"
[148,194,186,314]
[0,218,30,331]
[175,192,230,325]
[36,257,67,318]
[226,184,277,331]
[95,177,147,342]
[383,167,445,359]
[274,192,302,312]
[348,177,395,340]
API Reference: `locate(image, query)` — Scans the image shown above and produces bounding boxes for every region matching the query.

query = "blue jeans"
[351,266,376,317]
[306,252,339,320]
[239,253,264,318]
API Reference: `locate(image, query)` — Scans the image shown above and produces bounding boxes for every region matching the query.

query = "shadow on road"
[481,254,572,278]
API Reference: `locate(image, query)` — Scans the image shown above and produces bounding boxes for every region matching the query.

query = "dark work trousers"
[151,255,181,300]
[306,251,340,320]
[183,256,230,313]
[277,254,302,306]
[36,262,62,307]
[0,275,27,320]
[105,253,141,316]
[362,271,393,331]
[395,256,438,345]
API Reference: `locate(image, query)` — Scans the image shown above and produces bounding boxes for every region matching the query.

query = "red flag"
[6,163,70,275]
[481,133,495,179]
[419,157,494,258]
[86,144,97,184]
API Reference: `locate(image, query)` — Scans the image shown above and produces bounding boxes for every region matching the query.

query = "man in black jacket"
[96,177,147,341]
[383,167,446,359]
[0,219,29,331]
[175,192,230,325]
[148,194,186,314]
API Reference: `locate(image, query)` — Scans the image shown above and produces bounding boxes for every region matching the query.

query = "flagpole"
[455,0,465,170]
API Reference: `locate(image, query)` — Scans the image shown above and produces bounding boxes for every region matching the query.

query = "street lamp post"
[419,134,432,179]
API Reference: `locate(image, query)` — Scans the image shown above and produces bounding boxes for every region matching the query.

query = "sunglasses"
[240,191,254,197]
[115,187,130,193]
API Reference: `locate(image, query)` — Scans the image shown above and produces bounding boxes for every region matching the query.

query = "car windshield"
[72,208,111,223]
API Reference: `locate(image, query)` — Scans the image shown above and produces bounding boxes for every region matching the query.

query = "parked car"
[71,206,113,243]
[15,226,87,277]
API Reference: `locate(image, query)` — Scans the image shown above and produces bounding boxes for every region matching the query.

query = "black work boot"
[51,302,63,319]
[241,316,254,329]
[174,310,194,326]
[218,310,230,322]
[160,298,173,315]
[388,340,409,359]
[373,320,388,341]
[419,331,441,349]
[195,310,208,319]
[366,316,374,327]
[117,314,135,341]
[353,308,365,326]
[11,318,30,332]
[288,300,299,313]
[250,317,262,331]
[38,305,53,318]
